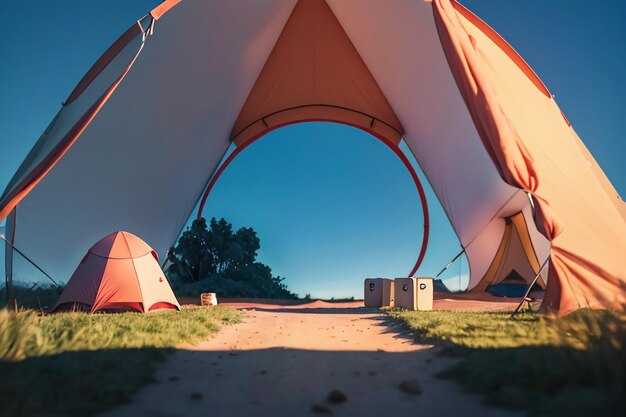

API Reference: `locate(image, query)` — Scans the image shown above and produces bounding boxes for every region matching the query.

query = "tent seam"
[121,232,145,312]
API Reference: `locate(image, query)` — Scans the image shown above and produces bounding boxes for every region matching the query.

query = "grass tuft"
[388,308,625,417]
[0,309,41,361]
[0,306,241,417]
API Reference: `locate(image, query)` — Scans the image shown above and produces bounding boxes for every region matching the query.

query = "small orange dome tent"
[54,231,180,313]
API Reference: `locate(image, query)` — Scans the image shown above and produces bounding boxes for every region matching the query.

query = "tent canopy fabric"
[54,231,180,313]
[231,0,404,146]
[1,0,625,314]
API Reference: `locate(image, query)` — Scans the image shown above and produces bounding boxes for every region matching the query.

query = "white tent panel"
[12,0,298,282]
[0,31,145,204]
[327,0,524,276]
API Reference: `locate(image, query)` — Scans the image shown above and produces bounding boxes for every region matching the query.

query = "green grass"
[388,309,625,417]
[0,307,241,417]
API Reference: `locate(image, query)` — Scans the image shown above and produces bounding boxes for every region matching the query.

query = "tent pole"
[510,255,550,318]
[435,248,465,278]
[1,232,10,305]
[0,233,60,289]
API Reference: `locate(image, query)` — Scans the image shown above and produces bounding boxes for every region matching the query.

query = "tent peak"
[231,0,403,147]
[90,230,154,259]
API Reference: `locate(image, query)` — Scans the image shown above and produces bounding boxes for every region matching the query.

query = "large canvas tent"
[1,0,625,314]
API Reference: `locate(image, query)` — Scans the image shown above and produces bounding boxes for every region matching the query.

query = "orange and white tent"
[1,0,625,314]
[54,231,180,313]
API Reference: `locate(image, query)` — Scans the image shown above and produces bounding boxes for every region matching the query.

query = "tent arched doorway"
[196,121,430,277]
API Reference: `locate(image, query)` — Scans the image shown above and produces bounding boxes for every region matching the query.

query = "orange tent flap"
[232,0,403,146]
[433,0,626,313]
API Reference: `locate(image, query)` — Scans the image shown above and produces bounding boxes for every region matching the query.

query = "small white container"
[201,292,218,306]
[394,278,433,311]
[364,278,395,308]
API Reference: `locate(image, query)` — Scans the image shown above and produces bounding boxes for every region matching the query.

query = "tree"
[166,217,296,299]
[205,217,233,274]
[227,227,260,272]
[166,218,212,282]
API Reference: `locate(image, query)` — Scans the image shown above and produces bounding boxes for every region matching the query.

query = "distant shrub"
[167,217,297,299]
[0,284,62,311]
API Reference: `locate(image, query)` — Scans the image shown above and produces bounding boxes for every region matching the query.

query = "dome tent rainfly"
[54,231,180,313]
[0,0,625,315]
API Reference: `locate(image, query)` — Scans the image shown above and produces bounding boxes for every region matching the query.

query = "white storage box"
[394,278,416,310]
[394,277,433,311]
[364,278,395,308]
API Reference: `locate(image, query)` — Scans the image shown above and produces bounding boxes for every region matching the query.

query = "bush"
[167,217,297,299]
[0,284,62,310]
[174,264,297,299]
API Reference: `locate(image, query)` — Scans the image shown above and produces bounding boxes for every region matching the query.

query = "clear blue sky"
[1,1,624,298]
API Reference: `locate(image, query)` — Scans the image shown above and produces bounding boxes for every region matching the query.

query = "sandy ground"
[102,301,521,417]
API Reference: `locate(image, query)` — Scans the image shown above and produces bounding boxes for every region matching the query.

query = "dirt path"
[103,304,520,417]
